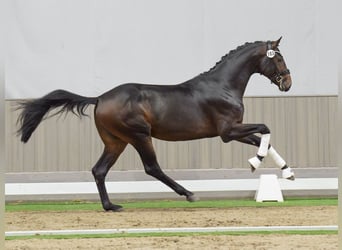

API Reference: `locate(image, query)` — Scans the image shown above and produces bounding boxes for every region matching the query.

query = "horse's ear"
[273,37,282,48]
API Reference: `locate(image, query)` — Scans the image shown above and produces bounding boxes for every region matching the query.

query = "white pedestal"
[255,174,284,202]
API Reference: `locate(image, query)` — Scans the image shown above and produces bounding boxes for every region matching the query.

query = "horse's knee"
[260,124,270,134]
[220,135,232,143]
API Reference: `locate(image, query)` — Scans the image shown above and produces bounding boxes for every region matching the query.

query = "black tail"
[17,89,98,143]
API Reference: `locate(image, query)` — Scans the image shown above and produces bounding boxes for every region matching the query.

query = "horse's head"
[259,37,292,92]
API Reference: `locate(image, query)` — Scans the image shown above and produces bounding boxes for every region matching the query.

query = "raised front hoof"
[103,204,123,212]
[186,194,199,202]
[248,156,261,173]
[286,175,295,181]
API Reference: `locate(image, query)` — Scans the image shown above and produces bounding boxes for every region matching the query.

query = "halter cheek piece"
[266,41,290,88]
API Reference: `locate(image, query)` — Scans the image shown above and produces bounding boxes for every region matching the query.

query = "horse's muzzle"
[279,74,292,92]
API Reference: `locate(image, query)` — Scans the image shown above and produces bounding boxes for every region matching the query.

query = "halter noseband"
[266,41,290,88]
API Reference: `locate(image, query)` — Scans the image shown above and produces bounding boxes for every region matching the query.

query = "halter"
[266,41,290,88]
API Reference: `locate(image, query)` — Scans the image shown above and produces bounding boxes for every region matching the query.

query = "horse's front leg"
[220,123,270,170]
[132,136,199,202]
[237,135,294,180]
[268,146,295,180]
[220,124,294,180]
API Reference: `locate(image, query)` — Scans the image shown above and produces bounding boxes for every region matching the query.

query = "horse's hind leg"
[92,136,127,211]
[237,135,294,180]
[132,136,198,202]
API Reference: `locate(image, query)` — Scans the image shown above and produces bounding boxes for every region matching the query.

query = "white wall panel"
[6,96,337,173]
[5,0,341,98]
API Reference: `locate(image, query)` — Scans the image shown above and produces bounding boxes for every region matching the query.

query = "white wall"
[5,0,340,99]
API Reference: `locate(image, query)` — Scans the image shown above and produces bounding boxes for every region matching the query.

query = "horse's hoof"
[186,194,199,202]
[248,156,261,171]
[282,167,295,181]
[104,204,123,212]
[286,175,295,181]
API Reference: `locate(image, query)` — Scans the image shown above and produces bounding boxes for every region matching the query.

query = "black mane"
[202,41,264,75]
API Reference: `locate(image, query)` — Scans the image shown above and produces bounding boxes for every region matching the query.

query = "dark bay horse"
[17,38,294,211]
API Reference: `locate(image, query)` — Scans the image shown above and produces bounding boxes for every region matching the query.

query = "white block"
[255,174,284,202]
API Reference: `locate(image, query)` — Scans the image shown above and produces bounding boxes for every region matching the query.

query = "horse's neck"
[208,54,258,98]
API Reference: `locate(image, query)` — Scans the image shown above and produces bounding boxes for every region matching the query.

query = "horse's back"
[94,83,219,141]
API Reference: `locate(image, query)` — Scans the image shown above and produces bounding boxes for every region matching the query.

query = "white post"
[255,174,283,202]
